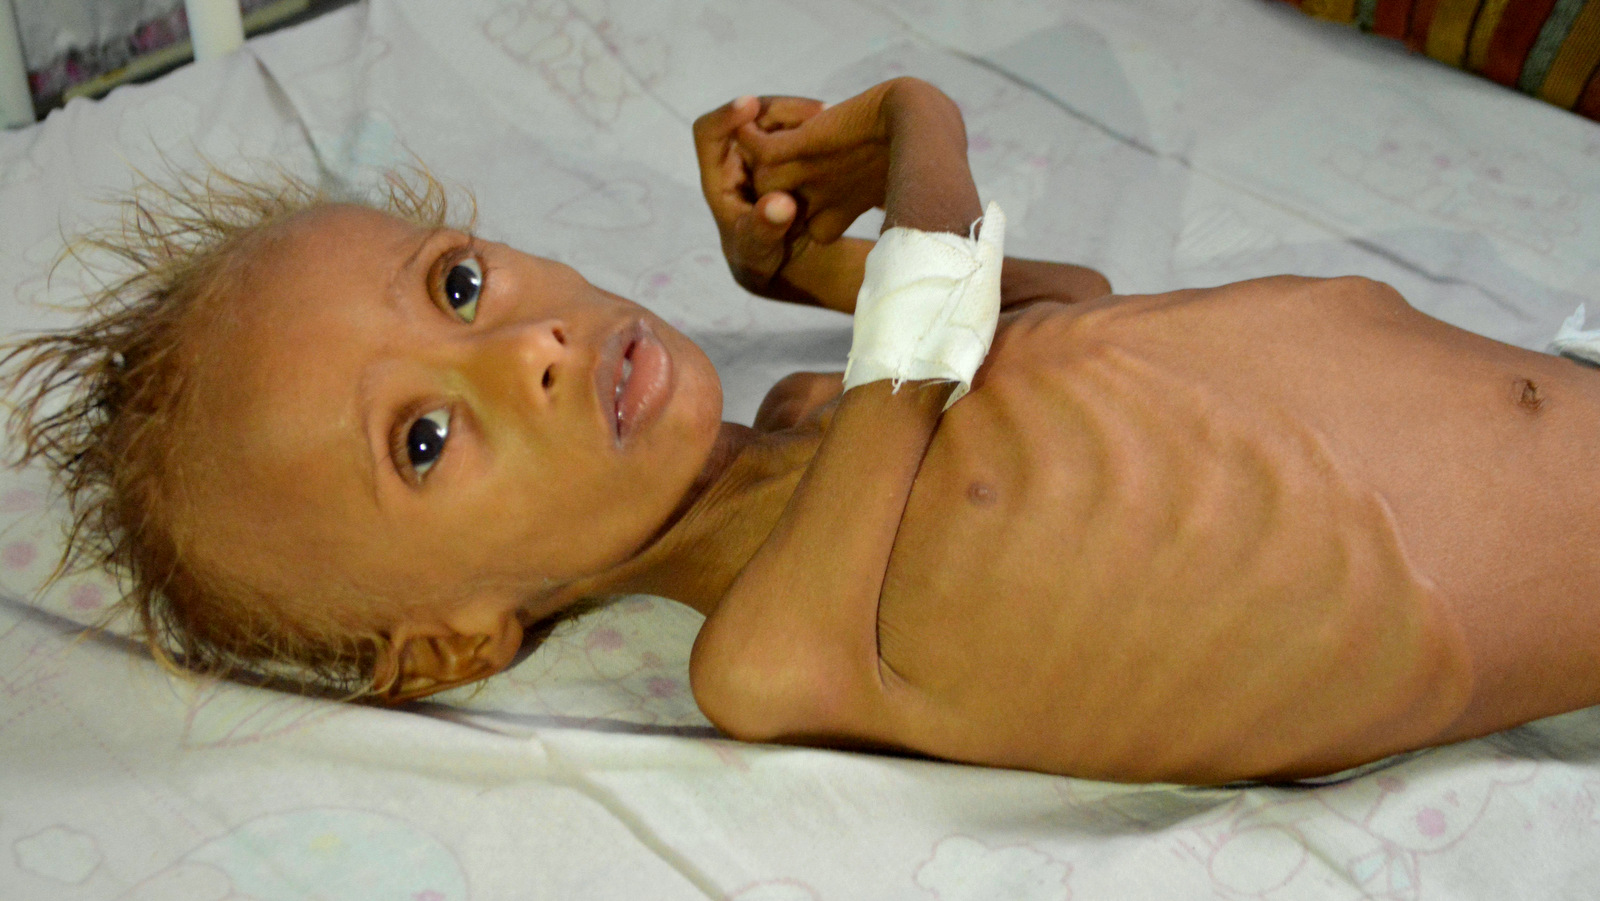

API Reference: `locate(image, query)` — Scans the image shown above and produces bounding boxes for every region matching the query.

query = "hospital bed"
[1,1,1598,898]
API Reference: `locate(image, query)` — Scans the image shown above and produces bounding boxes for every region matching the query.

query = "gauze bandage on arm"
[843,201,1006,409]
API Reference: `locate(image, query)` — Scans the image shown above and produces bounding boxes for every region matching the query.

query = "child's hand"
[694,79,1021,312]
[693,94,828,298]
[737,82,898,244]
[740,78,977,237]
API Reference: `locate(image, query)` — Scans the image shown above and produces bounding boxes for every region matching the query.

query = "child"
[6,78,1599,784]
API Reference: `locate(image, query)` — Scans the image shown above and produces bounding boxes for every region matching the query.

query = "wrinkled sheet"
[1,1,1598,898]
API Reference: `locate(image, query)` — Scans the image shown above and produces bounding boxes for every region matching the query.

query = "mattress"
[1,0,1598,898]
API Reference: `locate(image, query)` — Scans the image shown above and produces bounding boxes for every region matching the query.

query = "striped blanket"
[1282,0,1600,120]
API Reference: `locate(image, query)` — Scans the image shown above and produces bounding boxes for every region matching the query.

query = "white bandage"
[843,201,1006,409]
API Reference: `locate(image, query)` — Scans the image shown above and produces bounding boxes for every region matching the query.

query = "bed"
[2,1,1598,898]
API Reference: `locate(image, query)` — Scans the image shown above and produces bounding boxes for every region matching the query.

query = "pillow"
[1282,0,1600,121]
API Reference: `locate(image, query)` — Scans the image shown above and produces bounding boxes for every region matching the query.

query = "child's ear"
[375,607,524,704]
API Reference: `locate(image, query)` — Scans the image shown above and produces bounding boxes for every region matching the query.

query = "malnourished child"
[7,78,1599,783]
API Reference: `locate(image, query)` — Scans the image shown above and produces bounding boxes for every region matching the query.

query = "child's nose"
[465,319,569,411]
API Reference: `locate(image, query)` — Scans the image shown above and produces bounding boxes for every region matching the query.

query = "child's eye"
[404,409,451,478]
[442,257,483,322]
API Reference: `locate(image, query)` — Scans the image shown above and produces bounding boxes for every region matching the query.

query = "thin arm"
[692,79,984,742]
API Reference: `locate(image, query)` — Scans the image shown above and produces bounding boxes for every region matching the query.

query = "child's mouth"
[600,319,673,447]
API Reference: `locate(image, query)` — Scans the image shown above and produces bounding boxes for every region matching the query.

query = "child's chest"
[868,295,1473,779]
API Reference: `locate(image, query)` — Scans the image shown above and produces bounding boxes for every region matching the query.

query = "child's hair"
[1,161,489,699]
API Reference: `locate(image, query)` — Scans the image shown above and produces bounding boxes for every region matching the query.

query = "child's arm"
[692,92,1111,313]
[689,78,983,746]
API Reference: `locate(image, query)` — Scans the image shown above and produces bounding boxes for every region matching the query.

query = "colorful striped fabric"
[1282,0,1600,120]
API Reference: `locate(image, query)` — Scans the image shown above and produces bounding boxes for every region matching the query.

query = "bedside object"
[1282,0,1600,119]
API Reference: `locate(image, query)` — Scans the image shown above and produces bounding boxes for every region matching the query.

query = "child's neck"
[551,419,824,618]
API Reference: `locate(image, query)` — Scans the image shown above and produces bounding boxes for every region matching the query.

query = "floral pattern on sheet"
[177,681,353,750]
[1325,121,1583,257]
[444,595,711,728]
[12,825,101,886]
[914,836,1073,901]
[1051,736,1600,900]
[113,809,468,901]
[480,0,669,126]
[0,474,120,626]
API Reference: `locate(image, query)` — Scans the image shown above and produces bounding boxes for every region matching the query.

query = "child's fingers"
[736,117,821,168]
[740,191,797,259]
[693,95,760,157]
[727,192,798,288]
[753,96,827,132]
[747,153,881,243]
[692,96,762,213]
[739,92,880,165]
[748,156,811,199]
[756,191,797,229]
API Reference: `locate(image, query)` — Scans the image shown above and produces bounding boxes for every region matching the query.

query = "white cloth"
[1550,304,1600,365]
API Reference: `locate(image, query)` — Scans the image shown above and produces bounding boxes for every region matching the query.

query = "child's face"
[182,204,724,635]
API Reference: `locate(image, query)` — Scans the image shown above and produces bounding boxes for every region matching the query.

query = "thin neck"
[540,420,820,619]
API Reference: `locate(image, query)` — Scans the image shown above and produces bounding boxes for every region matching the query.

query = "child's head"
[3,165,726,700]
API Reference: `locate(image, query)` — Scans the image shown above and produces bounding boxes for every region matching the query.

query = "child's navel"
[1514,377,1544,414]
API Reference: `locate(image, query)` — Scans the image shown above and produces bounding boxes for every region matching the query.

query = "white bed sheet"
[2,1,1598,898]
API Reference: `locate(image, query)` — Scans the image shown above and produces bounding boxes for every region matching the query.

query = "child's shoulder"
[752,371,843,433]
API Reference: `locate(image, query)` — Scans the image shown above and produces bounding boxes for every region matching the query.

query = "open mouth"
[598,319,673,446]
[615,345,635,427]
